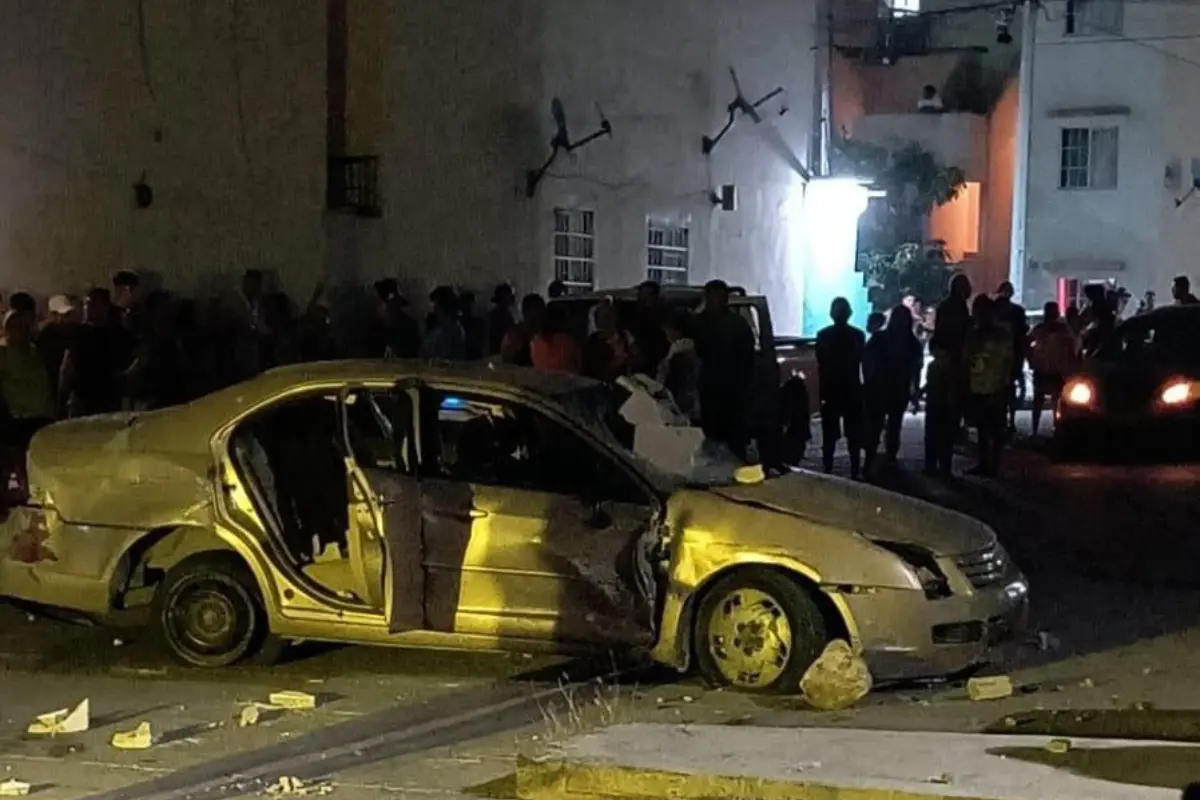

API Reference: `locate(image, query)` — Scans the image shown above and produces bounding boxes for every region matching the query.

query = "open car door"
[373,380,426,633]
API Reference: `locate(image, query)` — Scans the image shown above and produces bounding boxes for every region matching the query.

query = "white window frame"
[887,0,920,13]
[1065,0,1123,36]
[1059,126,1119,190]
[646,217,690,286]
[552,208,596,294]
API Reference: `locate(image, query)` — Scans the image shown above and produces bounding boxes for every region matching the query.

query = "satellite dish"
[525,97,615,197]
[702,67,786,156]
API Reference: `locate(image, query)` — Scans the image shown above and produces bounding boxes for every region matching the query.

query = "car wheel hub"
[171,585,245,654]
[706,588,792,689]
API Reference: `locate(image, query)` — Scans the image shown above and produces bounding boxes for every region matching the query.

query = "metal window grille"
[553,209,596,294]
[646,220,690,286]
[1059,127,1118,189]
[1066,0,1123,36]
[327,156,381,217]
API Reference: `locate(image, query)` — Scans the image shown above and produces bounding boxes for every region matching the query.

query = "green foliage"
[833,137,966,310]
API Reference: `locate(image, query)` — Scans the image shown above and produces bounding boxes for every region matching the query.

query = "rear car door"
[416,387,659,646]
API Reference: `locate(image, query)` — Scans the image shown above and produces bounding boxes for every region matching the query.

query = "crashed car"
[0,361,1027,692]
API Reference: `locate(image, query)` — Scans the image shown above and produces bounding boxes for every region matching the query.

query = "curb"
[515,756,1006,800]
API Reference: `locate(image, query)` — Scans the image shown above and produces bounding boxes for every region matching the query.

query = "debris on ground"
[800,640,873,711]
[264,777,333,796]
[1033,631,1059,651]
[1079,678,1095,689]
[239,704,263,727]
[967,676,1014,702]
[0,779,31,797]
[268,691,317,710]
[26,698,89,735]
[111,722,153,750]
[925,773,952,785]
[1046,738,1071,754]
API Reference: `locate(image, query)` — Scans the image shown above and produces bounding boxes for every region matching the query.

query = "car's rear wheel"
[155,555,270,668]
[693,569,828,694]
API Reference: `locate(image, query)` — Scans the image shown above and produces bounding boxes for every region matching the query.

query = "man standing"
[1028,301,1079,437]
[964,296,1014,476]
[1173,276,1199,305]
[925,272,972,475]
[815,297,866,479]
[992,281,1028,435]
[694,280,755,459]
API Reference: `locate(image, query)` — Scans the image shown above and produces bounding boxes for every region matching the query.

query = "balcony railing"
[327,155,380,217]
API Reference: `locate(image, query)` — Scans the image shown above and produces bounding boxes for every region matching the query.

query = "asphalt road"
[3,412,1200,798]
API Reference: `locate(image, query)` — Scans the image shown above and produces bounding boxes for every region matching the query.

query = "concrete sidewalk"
[517,723,1192,799]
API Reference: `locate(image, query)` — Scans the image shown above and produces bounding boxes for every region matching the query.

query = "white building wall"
[368,0,818,333]
[1022,0,1200,305]
[0,0,327,300]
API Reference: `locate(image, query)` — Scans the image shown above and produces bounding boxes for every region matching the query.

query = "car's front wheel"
[693,569,828,694]
[155,554,270,668]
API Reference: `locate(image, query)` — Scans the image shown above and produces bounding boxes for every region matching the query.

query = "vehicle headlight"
[1159,379,1199,408]
[874,541,951,599]
[1063,379,1094,407]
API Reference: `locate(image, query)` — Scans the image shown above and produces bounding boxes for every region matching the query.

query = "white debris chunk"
[967,675,1015,701]
[268,691,317,711]
[0,779,30,797]
[239,704,262,727]
[27,698,89,735]
[111,721,153,750]
[264,777,333,796]
[800,640,873,711]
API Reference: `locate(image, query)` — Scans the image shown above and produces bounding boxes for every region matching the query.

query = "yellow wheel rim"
[704,587,793,689]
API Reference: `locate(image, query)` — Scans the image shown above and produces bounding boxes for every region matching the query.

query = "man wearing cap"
[38,295,81,407]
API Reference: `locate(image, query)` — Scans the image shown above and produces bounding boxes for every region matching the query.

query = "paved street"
[4,412,1200,797]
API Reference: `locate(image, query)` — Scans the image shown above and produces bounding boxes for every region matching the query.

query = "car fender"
[650,546,862,672]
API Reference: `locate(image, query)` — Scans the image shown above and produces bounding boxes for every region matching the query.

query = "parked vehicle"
[1055,305,1200,457]
[0,361,1026,691]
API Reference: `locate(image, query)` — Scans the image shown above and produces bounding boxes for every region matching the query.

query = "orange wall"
[977,78,1018,295]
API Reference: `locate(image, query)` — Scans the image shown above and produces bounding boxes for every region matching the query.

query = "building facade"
[1018,0,1200,309]
[0,0,327,299]
[337,0,822,333]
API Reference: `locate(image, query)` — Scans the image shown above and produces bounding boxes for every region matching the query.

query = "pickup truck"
[550,286,818,462]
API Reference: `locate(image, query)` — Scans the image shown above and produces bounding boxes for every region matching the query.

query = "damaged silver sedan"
[0,361,1027,692]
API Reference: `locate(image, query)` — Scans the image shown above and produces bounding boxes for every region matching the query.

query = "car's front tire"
[155,554,272,668]
[693,569,828,694]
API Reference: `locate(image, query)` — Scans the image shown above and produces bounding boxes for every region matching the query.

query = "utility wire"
[1037,1,1200,72]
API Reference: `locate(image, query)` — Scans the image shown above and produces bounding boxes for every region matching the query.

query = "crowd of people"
[813,271,1199,481]
[0,272,764,464]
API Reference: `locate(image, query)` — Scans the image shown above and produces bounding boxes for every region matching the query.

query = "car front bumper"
[841,569,1030,682]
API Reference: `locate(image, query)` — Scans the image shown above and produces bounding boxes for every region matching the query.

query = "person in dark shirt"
[1173,275,1199,305]
[366,279,420,359]
[38,295,81,410]
[864,305,923,473]
[486,284,516,357]
[925,272,973,475]
[992,281,1028,434]
[694,280,755,458]
[815,297,867,479]
[60,288,135,416]
[631,280,669,375]
[110,270,140,328]
[547,280,567,299]
[459,291,485,361]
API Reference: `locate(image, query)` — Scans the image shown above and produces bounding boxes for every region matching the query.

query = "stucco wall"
[351,0,818,332]
[1022,0,1200,304]
[978,78,1017,296]
[0,0,326,301]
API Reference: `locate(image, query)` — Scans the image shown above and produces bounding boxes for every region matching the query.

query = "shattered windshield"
[554,382,743,490]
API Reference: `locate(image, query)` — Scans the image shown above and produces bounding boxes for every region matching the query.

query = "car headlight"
[1063,379,1094,407]
[874,541,952,599]
[1159,379,1200,408]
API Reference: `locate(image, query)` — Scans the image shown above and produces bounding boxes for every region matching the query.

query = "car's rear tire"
[693,569,828,694]
[154,554,270,668]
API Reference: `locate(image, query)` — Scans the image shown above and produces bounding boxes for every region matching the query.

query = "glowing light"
[1160,380,1196,406]
[441,396,467,409]
[1063,380,1093,406]
[797,178,875,337]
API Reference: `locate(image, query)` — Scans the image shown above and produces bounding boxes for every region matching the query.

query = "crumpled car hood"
[26,411,214,529]
[710,470,994,556]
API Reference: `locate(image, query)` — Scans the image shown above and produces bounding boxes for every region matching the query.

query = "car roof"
[143,360,601,451]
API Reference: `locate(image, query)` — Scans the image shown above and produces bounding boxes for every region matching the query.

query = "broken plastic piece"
[0,780,31,797]
[967,675,1014,701]
[27,698,89,735]
[111,721,153,750]
[268,691,317,710]
[1046,738,1071,754]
